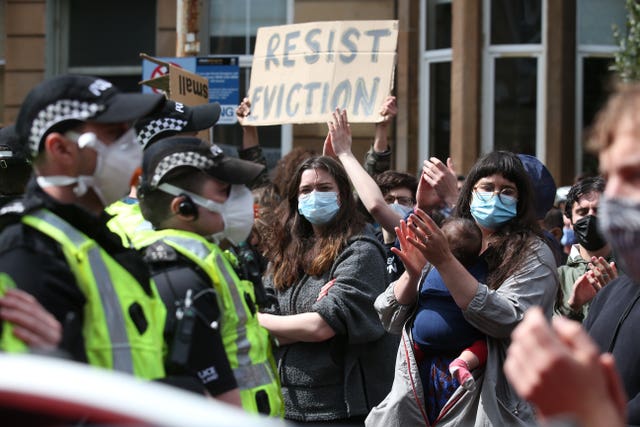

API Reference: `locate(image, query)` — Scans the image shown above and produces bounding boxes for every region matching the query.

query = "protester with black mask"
[556,176,617,321]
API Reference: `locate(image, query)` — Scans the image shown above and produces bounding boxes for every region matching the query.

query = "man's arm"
[236,97,269,189]
[364,95,397,176]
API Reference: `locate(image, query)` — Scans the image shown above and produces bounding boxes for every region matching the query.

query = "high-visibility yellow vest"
[22,209,166,379]
[135,229,284,416]
[0,273,28,353]
[105,199,152,247]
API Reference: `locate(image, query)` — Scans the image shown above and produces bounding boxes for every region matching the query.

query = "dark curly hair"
[454,151,542,290]
[265,156,366,290]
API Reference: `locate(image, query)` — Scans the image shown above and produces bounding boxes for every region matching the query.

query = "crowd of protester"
[0,71,638,427]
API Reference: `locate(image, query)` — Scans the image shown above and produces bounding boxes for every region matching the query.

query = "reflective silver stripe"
[233,362,276,391]
[162,236,210,259]
[214,253,252,367]
[29,210,134,374]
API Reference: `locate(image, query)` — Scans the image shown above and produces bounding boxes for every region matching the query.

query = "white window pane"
[210,0,286,36]
[209,0,287,55]
[578,0,626,46]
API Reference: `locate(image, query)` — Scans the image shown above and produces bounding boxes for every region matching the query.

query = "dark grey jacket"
[264,233,397,422]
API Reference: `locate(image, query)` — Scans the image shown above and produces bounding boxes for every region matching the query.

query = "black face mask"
[572,215,607,251]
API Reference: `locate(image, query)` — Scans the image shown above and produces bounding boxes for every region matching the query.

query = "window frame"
[574,46,617,174]
[481,0,547,159]
[419,0,453,171]
[574,0,623,175]
[46,0,150,80]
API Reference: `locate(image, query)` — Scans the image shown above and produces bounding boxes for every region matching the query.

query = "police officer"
[135,136,284,416]
[106,99,222,243]
[0,75,166,379]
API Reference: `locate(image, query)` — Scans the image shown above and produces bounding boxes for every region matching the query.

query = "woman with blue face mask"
[369,151,559,426]
[257,156,397,424]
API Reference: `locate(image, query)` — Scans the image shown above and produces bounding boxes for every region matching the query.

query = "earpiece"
[177,194,198,219]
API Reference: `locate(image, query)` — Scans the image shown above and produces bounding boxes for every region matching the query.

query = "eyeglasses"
[473,184,518,206]
[384,195,415,207]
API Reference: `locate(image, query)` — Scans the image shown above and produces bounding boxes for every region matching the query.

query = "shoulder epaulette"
[0,200,26,230]
[142,240,179,263]
[0,200,26,217]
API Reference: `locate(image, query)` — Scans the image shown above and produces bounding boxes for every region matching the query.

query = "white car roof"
[0,353,288,427]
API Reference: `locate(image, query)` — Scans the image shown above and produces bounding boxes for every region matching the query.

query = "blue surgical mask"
[561,226,576,246]
[298,191,340,225]
[388,202,413,219]
[470,191,517,230]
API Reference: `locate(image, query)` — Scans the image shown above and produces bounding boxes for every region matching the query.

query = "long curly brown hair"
[264,156,366,290]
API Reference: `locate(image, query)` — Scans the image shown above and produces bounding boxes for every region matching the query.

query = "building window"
[420,0,452,167]
[482,0,543,157]
[208,0,290,168]
[493,57,537,154]
[209,0,287,55]
[490,0,542,45]
[425,0,452,50]
[428,61,452,162]
[65,0,156,92]
[575,0,625,175]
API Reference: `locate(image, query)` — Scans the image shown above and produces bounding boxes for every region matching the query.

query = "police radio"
[169,289,221,368]
[169,290,196,367]
[234,241,268,308]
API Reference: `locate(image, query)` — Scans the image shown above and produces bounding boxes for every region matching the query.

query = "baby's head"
[441,217,482,268]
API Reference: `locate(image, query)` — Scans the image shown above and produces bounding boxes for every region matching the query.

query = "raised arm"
[364,95,397,175]
[373,95,397,153]
[328,109,403,234]
[236,97,269,189]
[236,97,259,149]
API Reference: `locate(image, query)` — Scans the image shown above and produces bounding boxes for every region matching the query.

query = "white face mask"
[159,182,255,245]
[37,129,141,207]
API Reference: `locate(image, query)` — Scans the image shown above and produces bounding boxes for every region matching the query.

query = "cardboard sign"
[140,56,197,95]
[140,56,208,104]
[168,65,209,104]
[139,54,210,141]
[245,20,398,126]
